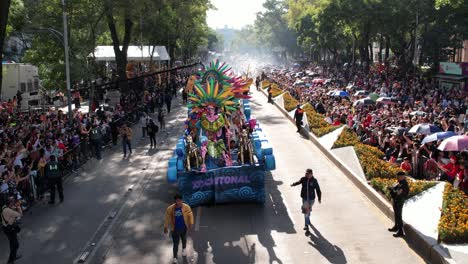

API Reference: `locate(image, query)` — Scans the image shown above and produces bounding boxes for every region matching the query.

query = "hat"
[397,171,406,177]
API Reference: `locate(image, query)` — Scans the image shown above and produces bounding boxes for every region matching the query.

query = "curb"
[258,84,454,264]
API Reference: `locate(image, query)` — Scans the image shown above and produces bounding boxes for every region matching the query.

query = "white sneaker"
[173,257,178,263]
[182,248,187,257]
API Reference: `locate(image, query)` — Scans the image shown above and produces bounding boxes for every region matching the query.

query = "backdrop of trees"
[1,0,213,92]
[230,0,467,73]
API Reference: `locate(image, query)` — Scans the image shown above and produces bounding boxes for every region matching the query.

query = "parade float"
[167,61,276,207]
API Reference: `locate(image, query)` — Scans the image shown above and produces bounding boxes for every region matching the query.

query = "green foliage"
[4,0,211,91]
[285,0,468,71]
[231,0,300,60]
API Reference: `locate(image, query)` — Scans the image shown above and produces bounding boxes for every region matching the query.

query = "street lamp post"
[61,0,73,125]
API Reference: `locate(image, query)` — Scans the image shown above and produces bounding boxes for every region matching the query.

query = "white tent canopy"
[89,45,170,61]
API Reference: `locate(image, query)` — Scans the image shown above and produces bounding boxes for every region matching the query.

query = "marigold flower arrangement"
[438,184,468,243]
[262,80,271,89]
[283,92,300,112]
[370,178,437,200]
[302,104,340,136]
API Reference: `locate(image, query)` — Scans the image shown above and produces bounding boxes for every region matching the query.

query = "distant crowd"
[263,64,468,192]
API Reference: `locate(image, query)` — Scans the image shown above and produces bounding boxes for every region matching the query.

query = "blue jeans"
[122,138,132,156]
[302,199,315,226]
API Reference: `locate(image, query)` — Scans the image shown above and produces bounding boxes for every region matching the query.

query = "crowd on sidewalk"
[0,70,191,211]
[263,63,468,192]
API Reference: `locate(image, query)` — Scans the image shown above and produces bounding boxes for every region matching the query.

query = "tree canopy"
[2,0,212,91]
[230,0,467,73]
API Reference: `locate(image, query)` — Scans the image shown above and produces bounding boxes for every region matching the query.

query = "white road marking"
[195,206,202,231]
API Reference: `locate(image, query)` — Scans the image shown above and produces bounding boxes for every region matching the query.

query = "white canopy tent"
[89,45,171,62]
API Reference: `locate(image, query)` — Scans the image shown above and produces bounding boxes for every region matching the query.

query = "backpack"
[90,128,102,141]
[148,123,159,134]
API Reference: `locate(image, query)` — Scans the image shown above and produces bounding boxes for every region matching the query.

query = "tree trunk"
[384,36,390,65]
[378,35,383,63]
[0,0,12,98]
[369,43,374,64]
[105,2,133,92]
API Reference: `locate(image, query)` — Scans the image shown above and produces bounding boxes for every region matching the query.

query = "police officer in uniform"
[90,124,103,160]
[388,171,409,237]
[45,155,64,205]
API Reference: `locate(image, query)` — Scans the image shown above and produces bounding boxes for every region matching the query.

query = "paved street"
[87,89,427,264]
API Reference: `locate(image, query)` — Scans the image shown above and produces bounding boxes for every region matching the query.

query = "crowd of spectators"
[0,68,192,210]
[264,64,468,192]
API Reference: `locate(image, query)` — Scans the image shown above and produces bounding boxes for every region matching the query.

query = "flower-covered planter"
[439,184,468,244]
[370,178,437,200]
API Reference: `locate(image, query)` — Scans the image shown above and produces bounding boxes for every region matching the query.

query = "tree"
[0,0,12,96]
[103,0,135,91]
[207,28,223,52]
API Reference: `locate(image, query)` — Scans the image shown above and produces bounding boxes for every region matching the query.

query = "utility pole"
[61,0,73,125]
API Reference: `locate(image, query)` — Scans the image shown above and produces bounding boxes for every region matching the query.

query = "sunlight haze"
[207,0,266,29]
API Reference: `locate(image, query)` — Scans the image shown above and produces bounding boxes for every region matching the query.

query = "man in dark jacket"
[45,155,64,204]
[90,124,103,160]
[294,105,304,133]
[388,171,409,237]
[291,168,322,232]
[165,92,172,113]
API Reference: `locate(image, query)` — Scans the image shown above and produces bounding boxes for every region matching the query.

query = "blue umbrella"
[332,91,349,97]
[408,123,443,135]
[421,131,457,144]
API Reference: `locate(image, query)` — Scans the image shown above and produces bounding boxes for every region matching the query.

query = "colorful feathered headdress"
[198,60,232,88]
[188,79,237,114]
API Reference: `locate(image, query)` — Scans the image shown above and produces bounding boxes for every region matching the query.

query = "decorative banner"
[177,165,266,207]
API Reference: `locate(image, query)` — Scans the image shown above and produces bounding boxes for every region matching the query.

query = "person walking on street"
[388,171,409,237]
[255,76,261,91]
[140,113,149,139]
[164,194,194,264]
[182,89,188,105]
[110,117,119,146]
[120,123,133,157]
[45,155,64,204]
[90,124,103,160]
[147,119,159,148]
[1,197,23,264]
[158,109,167,133]
[294,105,304,132]
[291,168,322,233]
[165,92,173,113]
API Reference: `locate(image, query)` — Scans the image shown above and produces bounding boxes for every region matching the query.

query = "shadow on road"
[307,224,347,264]
[191,171,292,264]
